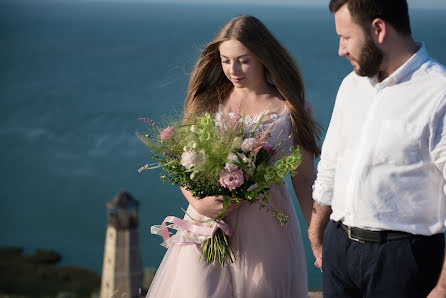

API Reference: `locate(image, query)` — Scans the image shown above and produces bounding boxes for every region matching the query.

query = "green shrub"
[24,249,61,265]
[0,247,100,297]
[0,247,24,256]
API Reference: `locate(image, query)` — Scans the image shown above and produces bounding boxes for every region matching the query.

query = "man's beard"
[350,36,383,77]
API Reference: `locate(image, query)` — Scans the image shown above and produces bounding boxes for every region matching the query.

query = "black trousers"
[322,220,445,298]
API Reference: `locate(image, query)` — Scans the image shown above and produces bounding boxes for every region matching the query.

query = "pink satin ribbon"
[159,216,231,244]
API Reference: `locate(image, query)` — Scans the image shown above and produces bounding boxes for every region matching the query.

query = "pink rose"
[219,168,244,190]
[160,126,175,141]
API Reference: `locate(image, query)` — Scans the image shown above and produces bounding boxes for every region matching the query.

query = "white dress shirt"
[313,43,446,235]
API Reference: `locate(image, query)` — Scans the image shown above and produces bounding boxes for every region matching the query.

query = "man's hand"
[308,201,332,272]
[427,253,446,298]
[427,286,446,298]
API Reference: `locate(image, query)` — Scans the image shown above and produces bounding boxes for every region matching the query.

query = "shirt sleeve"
[429,95,446,227]
[312,84,344,206]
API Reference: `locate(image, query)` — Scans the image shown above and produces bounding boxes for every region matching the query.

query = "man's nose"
[338,40,348,57]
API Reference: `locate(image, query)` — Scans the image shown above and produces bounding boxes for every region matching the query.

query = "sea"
[1,0,445,290]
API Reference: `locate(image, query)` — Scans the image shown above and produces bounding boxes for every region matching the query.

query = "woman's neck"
[230,84,276,101]
[221,85,283,116]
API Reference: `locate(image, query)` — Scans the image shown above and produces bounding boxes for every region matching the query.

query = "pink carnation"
[219,168,244,190]
[160,126,175,141]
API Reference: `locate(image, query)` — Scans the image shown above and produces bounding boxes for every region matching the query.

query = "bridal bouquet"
[137,111,302,266]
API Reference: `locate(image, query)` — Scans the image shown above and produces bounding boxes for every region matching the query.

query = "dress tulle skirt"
[146,183,309,298]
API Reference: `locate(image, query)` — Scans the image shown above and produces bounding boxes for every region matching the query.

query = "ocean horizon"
[1,0,445,290]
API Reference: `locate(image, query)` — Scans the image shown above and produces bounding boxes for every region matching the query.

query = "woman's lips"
[231,77,244,83]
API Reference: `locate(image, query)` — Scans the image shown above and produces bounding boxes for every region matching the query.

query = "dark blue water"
[1,0,445,290]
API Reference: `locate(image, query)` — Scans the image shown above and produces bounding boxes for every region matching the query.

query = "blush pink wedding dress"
[146,107,308,298]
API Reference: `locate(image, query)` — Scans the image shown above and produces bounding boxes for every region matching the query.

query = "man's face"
[334,4,383,77]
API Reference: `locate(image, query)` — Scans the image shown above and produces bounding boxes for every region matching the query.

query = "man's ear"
[371,18,387,44]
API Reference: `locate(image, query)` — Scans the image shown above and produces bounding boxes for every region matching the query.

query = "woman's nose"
[229,62,239,75]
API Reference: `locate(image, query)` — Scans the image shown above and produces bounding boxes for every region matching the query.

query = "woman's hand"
[191,195,225,219]
[181,188,245,219]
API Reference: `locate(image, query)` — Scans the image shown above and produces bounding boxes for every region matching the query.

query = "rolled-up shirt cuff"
[313,197,332,207]
[312,184,332,207]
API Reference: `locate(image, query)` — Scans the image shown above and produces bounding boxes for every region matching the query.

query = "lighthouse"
[100,190,143,298]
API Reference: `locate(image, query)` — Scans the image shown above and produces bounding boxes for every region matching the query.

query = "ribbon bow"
[152,216,231,247]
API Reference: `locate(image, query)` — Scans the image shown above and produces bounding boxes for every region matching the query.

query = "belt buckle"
[347,226,365,243]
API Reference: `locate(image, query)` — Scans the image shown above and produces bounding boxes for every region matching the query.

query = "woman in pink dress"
[147,15,320,298]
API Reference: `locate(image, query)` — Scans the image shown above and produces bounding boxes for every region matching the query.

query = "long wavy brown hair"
[183,15,321,156]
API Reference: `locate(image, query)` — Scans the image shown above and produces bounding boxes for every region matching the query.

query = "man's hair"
[329,0,412,36]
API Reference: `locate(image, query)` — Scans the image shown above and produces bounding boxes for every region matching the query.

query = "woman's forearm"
[291,148,317,226]
[180,187,196,207]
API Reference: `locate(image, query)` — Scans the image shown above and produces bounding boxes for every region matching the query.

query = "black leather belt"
[339,222,414,243]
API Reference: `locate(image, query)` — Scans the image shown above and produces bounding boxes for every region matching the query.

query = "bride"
[146,15,320,298]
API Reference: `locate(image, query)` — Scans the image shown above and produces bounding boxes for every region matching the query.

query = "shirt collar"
[369,42,429,89]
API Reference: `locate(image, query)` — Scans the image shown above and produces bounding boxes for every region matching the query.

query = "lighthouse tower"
[100,190,143,298]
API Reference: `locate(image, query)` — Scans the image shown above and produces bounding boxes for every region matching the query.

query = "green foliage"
[0,247,100,297]
[0,247,24,255]
[24,249,61,264]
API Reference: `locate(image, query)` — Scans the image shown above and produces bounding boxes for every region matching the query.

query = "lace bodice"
[216,104,293,162]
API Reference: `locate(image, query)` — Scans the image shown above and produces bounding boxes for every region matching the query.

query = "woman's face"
[219,39,265,89]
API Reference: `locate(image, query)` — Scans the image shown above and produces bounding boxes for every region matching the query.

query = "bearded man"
[309,1,446,297]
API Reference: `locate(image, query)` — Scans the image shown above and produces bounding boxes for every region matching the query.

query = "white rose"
[224,153,238,171]
[181,150,197,170]
[225,163,239,171]
[225,153,247,171]
[241,138,256,152]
